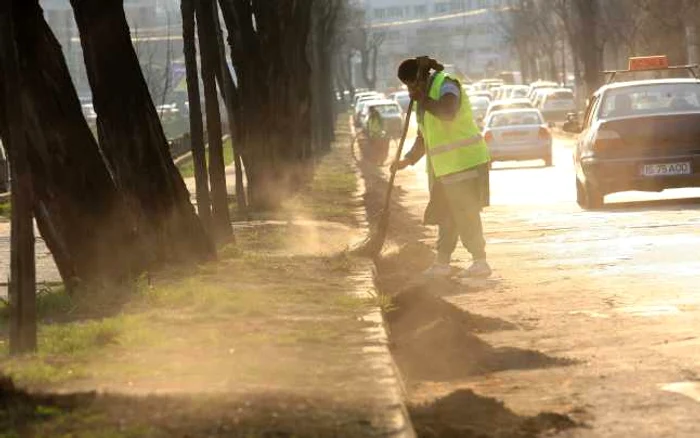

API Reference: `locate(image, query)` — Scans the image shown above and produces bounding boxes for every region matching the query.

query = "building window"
[386,6,403,19]
[374,8,385,19]
[414,5,427,16]
[435,2,450,14]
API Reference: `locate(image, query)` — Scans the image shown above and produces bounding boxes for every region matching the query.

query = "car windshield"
[371,104,401,115]
[600,83,700,118]
[511,88,529,98]
[489,111,542,127]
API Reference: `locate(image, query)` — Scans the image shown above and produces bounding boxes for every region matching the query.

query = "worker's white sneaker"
[422,263,452,277]
[460,259,492,279]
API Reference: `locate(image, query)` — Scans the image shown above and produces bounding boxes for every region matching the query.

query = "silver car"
[483,108,553,167]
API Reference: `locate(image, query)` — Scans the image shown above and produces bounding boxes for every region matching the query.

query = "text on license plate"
[642,162,692,176]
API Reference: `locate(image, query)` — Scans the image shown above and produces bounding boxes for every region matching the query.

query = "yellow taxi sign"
[628,55,669,71]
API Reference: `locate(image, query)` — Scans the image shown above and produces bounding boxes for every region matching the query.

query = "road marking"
[660,382,700,403]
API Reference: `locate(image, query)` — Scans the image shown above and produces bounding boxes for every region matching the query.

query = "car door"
[575,94,601,179]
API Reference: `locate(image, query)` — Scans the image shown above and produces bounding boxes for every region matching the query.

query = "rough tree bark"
[0,0,140,287]
[210,3,248,219]
[70,0,215,263]
[574,0,602,95]
[218,0,315,210]
[181,0,213,233]
[195,0,232,238]
[1,0,37,354]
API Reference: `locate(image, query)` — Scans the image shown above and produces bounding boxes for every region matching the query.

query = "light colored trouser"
[435,176,486,264]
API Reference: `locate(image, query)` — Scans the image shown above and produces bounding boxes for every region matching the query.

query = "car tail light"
[484,131,493,143]
[592,129,623,154]
[538,127,551,140]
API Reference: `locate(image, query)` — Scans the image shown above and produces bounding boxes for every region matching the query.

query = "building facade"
[360,0,516,90]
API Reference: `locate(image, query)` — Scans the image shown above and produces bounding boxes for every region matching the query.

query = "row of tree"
[0,0,352,331]
[500,0,700,96]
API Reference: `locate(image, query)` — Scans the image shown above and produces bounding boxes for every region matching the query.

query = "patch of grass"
[0,126,387,436]
[0,200,10,218]
[177,138,234,179]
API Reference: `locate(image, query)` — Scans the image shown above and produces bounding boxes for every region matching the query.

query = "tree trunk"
[210,0,248,220]
[218,0,315,211]
[1,0,37,354]
[181,0,213,233]
[575,0,602,95]
[195,0,232,238]
[0,0,140,287]
[70,0,214,263]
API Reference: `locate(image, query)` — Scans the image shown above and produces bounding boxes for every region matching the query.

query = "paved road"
[394,132,700,437]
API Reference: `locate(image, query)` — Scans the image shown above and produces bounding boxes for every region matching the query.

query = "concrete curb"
[349,139,416,438]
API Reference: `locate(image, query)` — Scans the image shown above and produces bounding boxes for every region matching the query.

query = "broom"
[351,98,415,258]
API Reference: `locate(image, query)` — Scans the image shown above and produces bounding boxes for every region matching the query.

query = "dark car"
[565,78,700,209]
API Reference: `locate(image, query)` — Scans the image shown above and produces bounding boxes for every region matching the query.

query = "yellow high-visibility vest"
[418,71,489,178]
[368,114,382,138]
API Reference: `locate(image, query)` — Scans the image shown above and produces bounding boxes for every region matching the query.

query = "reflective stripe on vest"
[418,72,490,179]
[430,134,483,155]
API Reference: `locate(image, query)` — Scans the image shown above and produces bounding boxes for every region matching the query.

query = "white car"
[389,90,410,113]
[484,98,534,121]
[359,99,404,137]
[352,91,381,107]
[528,81,559,102]
[469,95,491,126]
[354,93,385,125]
[507,85,531,99]
[493,85,516,101]
[532,87,559,109]
[483,108,553,167]
[468,90,493,102]
[538,88,577,123]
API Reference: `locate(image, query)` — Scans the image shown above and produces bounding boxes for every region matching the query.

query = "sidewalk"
[0,125,415,437]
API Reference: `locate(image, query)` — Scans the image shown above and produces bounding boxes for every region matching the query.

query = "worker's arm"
[392,133,424,171]
[420,78,461,121]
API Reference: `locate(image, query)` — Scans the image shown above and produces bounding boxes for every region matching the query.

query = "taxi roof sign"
[629,55,669,71]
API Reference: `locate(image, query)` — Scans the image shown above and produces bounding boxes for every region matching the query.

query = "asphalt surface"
[395,131,700,437]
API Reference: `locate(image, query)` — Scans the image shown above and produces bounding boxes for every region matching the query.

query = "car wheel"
[586,183,604,209]
[577,178,604,210]
[544,153,553,167]
[576,178,587,208]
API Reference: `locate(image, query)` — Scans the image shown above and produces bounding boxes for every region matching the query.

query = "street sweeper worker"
[391,57,492,278]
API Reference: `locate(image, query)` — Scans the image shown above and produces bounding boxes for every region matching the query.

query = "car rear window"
[490,112,542,127]
[548,91,574,100]
[600,83,700,118]
[371,104,401,115]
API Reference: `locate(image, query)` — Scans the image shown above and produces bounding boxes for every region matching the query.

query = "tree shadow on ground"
[386,284,575,382]
[0,375,393,437]
[409,389,582,438]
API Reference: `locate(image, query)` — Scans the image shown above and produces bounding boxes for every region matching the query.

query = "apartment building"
[360,0,516,89]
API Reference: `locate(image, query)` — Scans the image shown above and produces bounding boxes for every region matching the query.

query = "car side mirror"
[548,121,555,128]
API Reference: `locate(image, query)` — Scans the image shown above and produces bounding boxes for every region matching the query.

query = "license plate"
[641,162,692,177]
[503,131,527,137]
